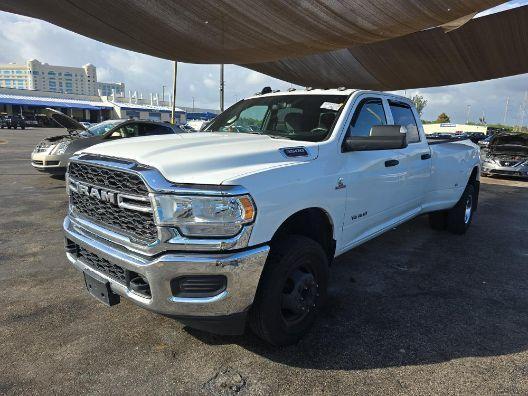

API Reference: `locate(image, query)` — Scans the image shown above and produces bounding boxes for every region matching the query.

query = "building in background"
[0,87,187,125]
[97,81,125,96]
[423,123,488,135]
[0,59,123,97]
[0,63,29,90]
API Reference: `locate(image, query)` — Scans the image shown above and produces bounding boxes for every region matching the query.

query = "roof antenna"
[261,86,272,94]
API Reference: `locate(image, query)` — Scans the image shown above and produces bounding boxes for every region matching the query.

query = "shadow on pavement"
[188,183,528,370]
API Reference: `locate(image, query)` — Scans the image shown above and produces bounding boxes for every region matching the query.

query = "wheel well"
[468,166,480,211]
[271,208,336,262]
[469,166,479,183]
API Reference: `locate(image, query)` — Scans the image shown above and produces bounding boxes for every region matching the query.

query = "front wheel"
[446,183,476,234]
[249,235,328,346]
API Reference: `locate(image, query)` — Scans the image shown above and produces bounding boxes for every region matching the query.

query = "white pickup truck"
[63,88,480,345]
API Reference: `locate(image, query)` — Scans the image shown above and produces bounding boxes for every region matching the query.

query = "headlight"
[52,141,70,155]
[152,194,255,238]
[33,144,56,153]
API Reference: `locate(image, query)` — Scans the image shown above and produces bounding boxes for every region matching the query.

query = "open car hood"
[44,108,87,132]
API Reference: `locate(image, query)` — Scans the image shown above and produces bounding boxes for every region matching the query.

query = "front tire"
[446,183,476,234]
[249,235,328,346]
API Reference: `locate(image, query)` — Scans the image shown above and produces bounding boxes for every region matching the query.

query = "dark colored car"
[1,115,26,129]
[468,132,487,144]
[481,133,528,178]
[31,108,185,175]
[478,135,494,149]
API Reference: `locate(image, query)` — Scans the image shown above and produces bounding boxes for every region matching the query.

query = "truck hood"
[79,132,319,185]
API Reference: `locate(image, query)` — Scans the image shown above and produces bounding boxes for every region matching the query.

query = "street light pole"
[503,97,510,125]
[171,61,178,125]
[220,64,224,112]
[466,104,471,124]
[162,85,165,103]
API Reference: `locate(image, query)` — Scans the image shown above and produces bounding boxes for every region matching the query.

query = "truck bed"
[426,137,471,145]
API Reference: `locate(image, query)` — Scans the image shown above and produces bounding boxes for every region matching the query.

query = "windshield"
[86,120,123,136]
[204,94,348,142]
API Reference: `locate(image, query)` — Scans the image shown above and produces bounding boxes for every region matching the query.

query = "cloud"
[245,71,268,85]
[203,74,216,89]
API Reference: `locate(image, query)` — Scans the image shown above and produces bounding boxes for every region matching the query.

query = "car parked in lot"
[62,88,480,345]
[467,132,487,144]
[481,133,528,178]
[478,135,494,149]
[23,115,40,127]
[31,108,185,175]
[1,114,26,129]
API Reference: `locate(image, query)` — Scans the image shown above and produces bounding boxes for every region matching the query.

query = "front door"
[340,96,406,250]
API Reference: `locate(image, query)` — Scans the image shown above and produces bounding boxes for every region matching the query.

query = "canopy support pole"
[220,64,224,112]
[171,61,178,125]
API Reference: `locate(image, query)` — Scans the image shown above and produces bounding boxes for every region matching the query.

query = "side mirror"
[343,125,408,152]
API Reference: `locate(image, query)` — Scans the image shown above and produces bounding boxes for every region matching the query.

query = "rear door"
[388,100,431,212]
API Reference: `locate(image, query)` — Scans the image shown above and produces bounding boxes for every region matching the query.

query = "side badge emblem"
[282,147,308,157]
[335,178,346,190]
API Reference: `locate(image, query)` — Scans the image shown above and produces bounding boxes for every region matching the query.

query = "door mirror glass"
[343,125,408,151]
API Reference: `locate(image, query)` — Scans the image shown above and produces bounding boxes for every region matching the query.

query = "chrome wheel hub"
[464,194,473,224]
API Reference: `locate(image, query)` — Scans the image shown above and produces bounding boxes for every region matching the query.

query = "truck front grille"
[68,161,158,244]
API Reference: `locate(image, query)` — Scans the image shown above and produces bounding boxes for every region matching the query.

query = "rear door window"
[138,123,174,136]
[389,101,420,143]
[108,123,138,138]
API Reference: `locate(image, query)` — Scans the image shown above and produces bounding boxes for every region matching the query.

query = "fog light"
[170,275,227,298]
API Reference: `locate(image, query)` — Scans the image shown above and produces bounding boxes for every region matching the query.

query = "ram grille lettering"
[71,181,116,205]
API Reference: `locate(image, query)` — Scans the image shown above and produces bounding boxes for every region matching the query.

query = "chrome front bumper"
[63,216,270,317]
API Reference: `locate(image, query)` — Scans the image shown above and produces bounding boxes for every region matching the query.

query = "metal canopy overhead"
[248,5,528,90]
[1,0,503,64]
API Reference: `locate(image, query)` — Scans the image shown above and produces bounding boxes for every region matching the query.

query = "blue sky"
[0,1,527,124]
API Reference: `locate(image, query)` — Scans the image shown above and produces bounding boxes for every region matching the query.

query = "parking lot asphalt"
[1,128,528,395]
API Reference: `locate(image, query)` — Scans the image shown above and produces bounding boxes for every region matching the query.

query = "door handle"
[385,159,399,167]
[421,153,431,160]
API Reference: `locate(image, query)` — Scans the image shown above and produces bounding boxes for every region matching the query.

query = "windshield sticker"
[320,102,343,111]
